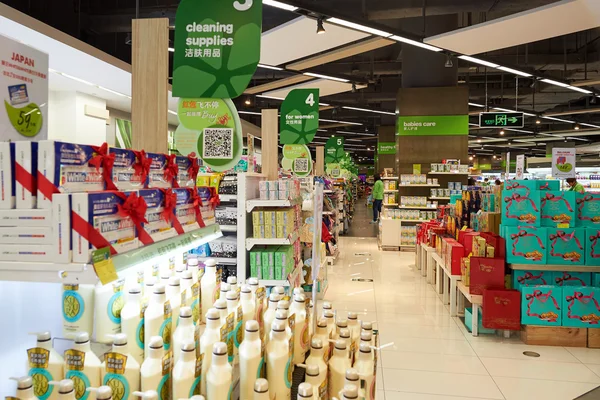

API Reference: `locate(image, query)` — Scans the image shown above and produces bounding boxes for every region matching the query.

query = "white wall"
[48,91,107,145]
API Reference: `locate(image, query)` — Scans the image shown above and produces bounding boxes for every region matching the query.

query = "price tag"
[557,223,570,229]
[5,102,43,137]
[92,247,118,285]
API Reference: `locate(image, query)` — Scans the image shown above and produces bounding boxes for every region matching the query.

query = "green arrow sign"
[479,112,524,128]
[279,89,319,144]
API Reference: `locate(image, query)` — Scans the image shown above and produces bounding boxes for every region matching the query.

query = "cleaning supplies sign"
[396,115,468,136]
[0,33,48,140]
[281,144,312,177]
[172,0,262,98]
[325,137,344,163]
[377,142,396,154]
[552,147,576,178]
[174,98,243,172]
[279,89,319,144]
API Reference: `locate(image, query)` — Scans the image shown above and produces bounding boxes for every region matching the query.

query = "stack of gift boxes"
[0,140,216,264]
[500,179,600,328]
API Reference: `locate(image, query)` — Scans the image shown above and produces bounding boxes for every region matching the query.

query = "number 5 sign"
[279,89,320,144]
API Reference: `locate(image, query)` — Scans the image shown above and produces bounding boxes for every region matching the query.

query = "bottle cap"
[214,299,227,310]
[29,331,51,342]
[153,284,166,295]
[204,259,217,267]
[317,318,328,328]
[324,310,334,318]
[226,290,238,301]
[48,380,74,394]
[74,332,90,344]
[187,257,199,267]
[272,320,286,333]
[190,397,205,400]
[277,300,290,310]
[9,376,33,389]
[273,286,285,295]
[148,336,164,349]
[245,320,259,333]
[133,391,159,400]
[248,277,259,286]
[322,301,332,310]
[334,339,347,350]
[180,306,192,318]
[342,384,358,399]
[269,293,282,302]
[298,383,313,398]
[348,311,358,320]
[254,378,269,394]
[168,276,180,286]
[340,328,350,339]
[220,282,231,293]
[212,341,228,356]
[241,284,251,294]
[305,364,320,377]
[160,271,171,280]
[227,276,237,285]
[181,340,195,352]
[275,309,288,320]
[128,284,142,294]
[86,386,112,400]
[345,368,359,382]
[109,333,128,346]
[206,308,220,320]
[337,318,348,328]
[359,342,372,353]
[293,293,305,303]
[181,270,193,280]
[311,338,323,349]
[175,265,185,274]
[360,331,373,341]
[361,321,372,330]
[293,287,304,296]
[145,277,156,286]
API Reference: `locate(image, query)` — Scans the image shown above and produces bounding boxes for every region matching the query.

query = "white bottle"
[120,284,144,365]
[355,331,373,361]
[172,340,197,399]
[347,312,360,351]
[132,390,158,400]
[297,383,313,400]
[159,270,171,287]
[10,376,36,400]
[263,293,282,344]
[267,320,291,400]
[187,257,200,285]
[247,278,259,302]
[302,365,323,400]
[312,319,330,353]
[62,283,95,337]
[253,379,270,400]
[27,331,64,400]
[227,276,238,293]
[140,336,170,400]
[214,299,228,327]
[206,342,233,400]
[344,369,360,396]
[219,283,231,303]
[335,319,348,341]
[181,270,194,308]
[277,300,290,314]
[144,278,156,302]
[145,284,169,353]
[95,280,124,344]
[173,307,195,366]
[290,294,308,365]
[361,321,373,337]
[226,290,241,362]
[239,321,262,400]
[166,277,181,327]
[272,286,285,297]
[199,308,221,396]
[354,343,375,400]
[48,379,77,400]
[85,386,112,400]
[274,310,292,342]
[321,302,332,320]
[240,285,257,333]
[65,332,101,400]
[293,288,304,297]
[101,333,141,398]
[304,339,327,392]
[328,340,350,400]
[200,260,218,323]
[339,384,359,400]
[323,311,335,339]
[339,329,352,360]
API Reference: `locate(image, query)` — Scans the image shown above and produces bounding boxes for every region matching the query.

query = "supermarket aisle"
[325,237,600,400]
[346,199,377,237]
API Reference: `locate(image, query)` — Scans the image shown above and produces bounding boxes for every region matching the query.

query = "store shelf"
[398,206,437,210]
[384,190,398,193]
[218,194,237,202]
[196,257,237,265]
[382,177,398,180]
[246,198,300,212]
[457,281,482,305]
[399,184,441,187]
[220,225,237,232]
[260,261,303,287]
[429,197,451,200]
[382,203,398,207]
[508,264,600,272]
[323,211,335,215]
[428,172,469,176]
[382,217,427,223]
[324,189,334,194]
[246,232,298,250]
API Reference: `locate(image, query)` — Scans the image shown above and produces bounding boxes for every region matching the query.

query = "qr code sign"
[294,158,309,173]
[203,128,233,159]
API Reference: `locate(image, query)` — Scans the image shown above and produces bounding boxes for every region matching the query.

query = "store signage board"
[0,34,48,140]
[325,137,345,163]
[515,154,525,179]
[281,144,313,177]
[479,112,524,128]
[279,89,320,144]
[396,115,468,136]
[174,98,243,171]
[377,142,396,154]
[172,0,262,98]
[552,147,576,178]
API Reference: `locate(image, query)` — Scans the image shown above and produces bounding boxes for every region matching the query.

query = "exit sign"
[479,112,524,128]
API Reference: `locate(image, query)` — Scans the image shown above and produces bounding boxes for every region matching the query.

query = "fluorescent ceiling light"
[342,106,395,115]
[168,110,177,115]
[98,86,131,98]
[51,70,94,86]
[389,35,442,52]
[580,122,600,128]
[469,123,479,126]
[458,55,498,68]
[317,129,327,132]
[326,17,391,37]
[257,63,283,71]
[506,128,533,134]
[303,72,349,83]
[168,47,174,52]
[346,139,363,142]
[238,111,262,115]
[541,78,570,88]
[568,86,593,94]
[492,107,536,117]
[263,0,298,12]
[319,118,362,126]
[469,102,485,108]
[319,102,330,106]
[257,94,285,100]
[542,116,573,123]
[497,66,532,77]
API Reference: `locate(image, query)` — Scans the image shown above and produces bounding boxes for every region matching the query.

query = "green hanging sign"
[326,163,341,178]
[172,0,262,99]
[377,142,396,155]
[281,144,312,177]
[325,137,344,163]
[279,89,320,144]
[174,98,243,172]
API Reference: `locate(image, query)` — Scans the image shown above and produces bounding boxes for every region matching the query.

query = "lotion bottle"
[312,319,329,356]
[347,312,360,350]
[62,284,95,337]
[263,293,282,344]
[266,320,291,400]
[180,270,194,309]
[355,331,373,361]
[85,386,112,400]
[65,332,101,400]
[304,339,327,391]
[200,260,218,323]
[339,329,352,360]
[321,302,332,319]
[206,342,232,400]
[302,365,323,400]
[239,321,262,400]
[354,343,375,400]
[297,383,313,400]
[214,299,228,327]
[335,319,348,341]
[120,284,144,365]
[247,278,259,302]
[227,276,238,293]
[94,280,124,344]
[226,290,241,363]
[290,294,308,364]
[172,307,195,366]
[27,331,64,400]
[166,277,181,327]
[101,333,140,397]
[274,310,292,342]
[144,284,169,353]
[328,340,350,400]
[199,308,221,396]
[172,340,197,399]
[140,336,170,400]
[272,286,285,297]
[253,379,270,400]
[9,376,36,400]
[219,283,231,305]
[48,380,77,400]
[240,285,256,335]
[132,390,158,400]
[339,384,359,400]
[277,300,290,314]
[323,311,335,339]
[187,257,200,285]
[344,369,359,396]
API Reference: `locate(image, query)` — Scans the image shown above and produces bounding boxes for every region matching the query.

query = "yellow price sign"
[92,247,118,285]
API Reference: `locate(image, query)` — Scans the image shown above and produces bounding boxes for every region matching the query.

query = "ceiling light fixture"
[492,107,536,117]
[541,78,570,88]
[168,110,177,115]
[469,156,473,161]
[445,54,453,68]
[319,118,362,126]
[303,72,350,83]
[580,122,600,128]
[257,94,285,100]
[575,124,580,130]
[543,116,573,123]
[458,55,499,68]
[499,130,505,135]
[326,17,391,37]
[497,66,532,77]
[568,86,593,94]
[244,98,251,106]
[469,102,485,108]
[168,47,174,52]
[536,119,541,124]
[238,111,262,115]
[389,35,442,52]
[316,17,326,34]
[342,106,395,116]
[263,0,298,12]
[257,63,283,71]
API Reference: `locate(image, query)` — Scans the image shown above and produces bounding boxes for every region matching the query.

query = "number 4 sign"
[279,88,320,144]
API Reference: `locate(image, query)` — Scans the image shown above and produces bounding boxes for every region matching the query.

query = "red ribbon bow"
[160,188,184,234]
[115,192,153,245]
[590,231,600,259]
[567,291,600,323]
[526,289,560,321]
[517,271,546,285]
[555,273,585,286]
[208,187,220,207]
[191,188,206,228]
[187,153,200,186]
[132,150,152,185]
[164,154,179,188]
[549,230,583,260]
[511,229,545,259]
[90,143,117,191]
[576,194,600,222]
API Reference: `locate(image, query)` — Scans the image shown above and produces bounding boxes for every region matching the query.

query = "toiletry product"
[145,284,171,353]
[101,334,141,400]
[206,342,232,400]
[346,312,360,353]
[172,340,198,399]
[94,280,124,344]
[64,332,101,400]
[199,308,221,396]
[247,278,259,302]
[302,365,324,400]
[344,369,360,396]
[290,294,308,364]
[263,293,282,344]
[354,343,375,400]
[27,331,64,400]
[355,332,373,361]
[85,386,112,400]
[200,260,218,323]
[266,320,291,400]
[253,379,270,400]
[339,329,351,360]
[140,337,171,400]
[48,379,77,400]
[274,310,292,342]
[297,383,313,400]
[324,311,335,339]
[62,284,95,338]
[166,277,181,327]
[239,321,263,400]
[172,307,195,366]
[120,284,144,365]
[10,376,36,400]
[240,285,257,337]
[304,339,327,395]
[328,340,350,399]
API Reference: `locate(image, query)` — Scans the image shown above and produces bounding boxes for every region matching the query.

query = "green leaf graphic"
[279,89,320,144]
[4,101,43,137]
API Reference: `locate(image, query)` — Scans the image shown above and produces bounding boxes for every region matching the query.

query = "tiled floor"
[323,235,600,400]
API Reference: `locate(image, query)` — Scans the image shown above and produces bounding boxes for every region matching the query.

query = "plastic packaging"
[247,278,259,302]
[355,331,373,361]
[304,339,327,396]
[199,308,221,395]
[187,257,200,285]
[339,329,352,360]
[239,321,262,400]
[297,383,313,400]
[219,283,231,305]
[94,280,124,344]
[172,340,199,399]
[166,277,181,327]
[263,293,282,344]
[266,320,291,400]
[27,331,64,400]
[226,290,241,361]
[62,284,95,338]
[120,284,144,364]
[323,311,335,339]
[200,260,218,323]
[65,332,101,400]
[354,343,375,400]
[140,336,170,400]
[328,340,350,399]
[10,376,36,400]
[346,312,360,352]
[206,342,233,400]
[335,319,348,341]
[172,307,195,366]
[302,365,324,400]
[214,299,228,327]
[240,285,257,337]
[226,276,238,293]
[290,294,308,364]
[100,333,140,399]
[144,284,171,353]
[274,310,292,342]
[253,378,270,400]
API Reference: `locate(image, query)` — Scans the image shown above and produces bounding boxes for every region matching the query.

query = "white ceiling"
[425,0,600,55]
[263,79,368,98]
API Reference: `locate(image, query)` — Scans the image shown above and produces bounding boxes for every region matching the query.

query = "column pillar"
[376,126,396,174]
[315,146,324,176]
[261,109,279,180]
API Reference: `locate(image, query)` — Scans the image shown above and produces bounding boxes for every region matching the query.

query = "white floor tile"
[377,312,457,327]
[566,347,600,365]
[481,357,600,383]
[493,376,599,400]
[380,336,476,356]
[377,323,466,342]
[385,392,499,400]
[382,351,488,375]
[469,342,581,363]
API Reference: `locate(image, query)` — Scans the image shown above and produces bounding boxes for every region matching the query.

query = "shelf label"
[92,247,118,285]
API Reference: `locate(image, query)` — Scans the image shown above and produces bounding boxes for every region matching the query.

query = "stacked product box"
[0,142,15,209]
[1,141,40,209]
[147,152,173,189]
[249,245,294,280]
[258,179,300,200]
[139,189,177,241]
[252,208,296,239]
[174,188,202,233]
[175,155,199,188]
[110,148,150,190]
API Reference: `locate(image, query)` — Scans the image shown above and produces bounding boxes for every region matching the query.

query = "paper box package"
[175,155,198,188]
[174,188,201,233]
[561,286,600,328]
[512,270,552,291]
[586,228,600,266]
[576,193,600,227]
[14,141,38,209]
[553,271,592,287]
[0,142,15,209]
[445,241,465,275]
[37,141,106,208]
[506,226,547,264]
[469,257,506,295]
[504,180,538,197]
[139,189,177,241]
[482,289,521,330]
[521,286,562,326]
[110,148,149,190]
[540,191,576,227]
[547,228,586,265]
[147,153,172,189]
[537,181,560,191]
[502,190,541,227]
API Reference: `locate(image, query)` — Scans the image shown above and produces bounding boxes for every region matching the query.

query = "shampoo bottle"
[321,302,332,319]
[304,339,327,392]
[166,277,181,327]
[132,390,158,400]
[219,283,231,304]
[62,284,95,337]
[344,369,359,396]
[302,365,324,400]
[335,319,348,341]
[200,260,218,323]
[266,320,291,400]
[290,294,308,364]
[226,290,241,361]
[27,331,64,400]
[101,333,141,399]
[239,321,262,400]
[354,343,375,400]
[9,376,36,400]
[180,270,194,309]
[339,384,359,400]
[226,276,238,293]
[328,340,350,400]
[276,300,290,314]
[297,383,313,400]
[144,284,170,353]
[272,286,285,297]
[323,311,335,339]
[144,278,156,302]
[263,293,282,344]
[347,312,360,351]
[214,299,228,327]
[274,310,292,342]
[172,340,198,399]
[48,380,76,400]
[240,285,257,334]
[94,280,125,344]
[85,386,112,400]
[64,332,101,400]
[140,336,171,400]
[339,329,352,360]
[355,331,373,361]
[187,257,200,285]
[253,379,270,400]
[199,308,221,396]
[206,342,233,400]
[247,278,259,302]
[361,322,373,337]
[172,307,195,366]
[312,319,330,356]
[120,284,144,365]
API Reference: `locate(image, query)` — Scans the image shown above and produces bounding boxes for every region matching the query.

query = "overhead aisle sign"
[552,147,576,178]
[279,89,320,144]
[479,112,524,128]
[396,115,468,136]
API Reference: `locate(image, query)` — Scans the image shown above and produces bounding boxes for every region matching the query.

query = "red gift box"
[480,232,506,259]
[461,232,480,256]
[482,289,521,330]
[446,241,464,275]
[469,257,506,295]
[458,229,474,244]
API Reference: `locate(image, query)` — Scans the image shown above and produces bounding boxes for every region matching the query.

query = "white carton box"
[15,141,38,209]
[52,193,71,263]
[0,227,52,244]
[0,142,15,209]
[0,208,51,227]
[139,189,177,241]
